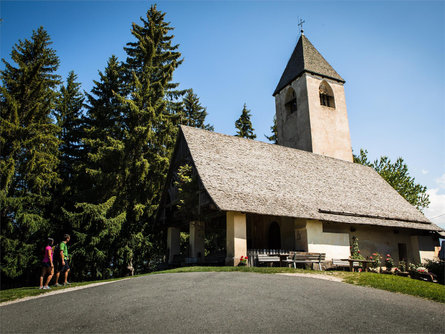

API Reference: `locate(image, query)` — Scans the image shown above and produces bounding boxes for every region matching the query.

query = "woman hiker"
[39,238,54,289]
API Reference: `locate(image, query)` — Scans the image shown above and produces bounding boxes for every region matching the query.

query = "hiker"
[55,234,71,286]
[39,238,54,289]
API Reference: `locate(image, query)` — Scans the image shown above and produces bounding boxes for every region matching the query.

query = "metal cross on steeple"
[298,18,305,35]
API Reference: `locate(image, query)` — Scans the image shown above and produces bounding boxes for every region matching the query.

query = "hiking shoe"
[54,283,62,287]
[43,286,51,290]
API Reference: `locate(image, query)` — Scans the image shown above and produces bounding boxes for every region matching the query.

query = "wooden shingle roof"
[273,34,345,96]
[181,125,441,232]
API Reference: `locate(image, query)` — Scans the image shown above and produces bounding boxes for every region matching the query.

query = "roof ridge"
[180,124,363,167]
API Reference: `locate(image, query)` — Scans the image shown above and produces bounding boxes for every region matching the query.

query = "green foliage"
[235,103,256,139]
[0,27,61,279]
[369,252,382,269]
[353,149,429,211]
[350,236,364,260]
[1,6,217,285]
[398,260,407,272]
[265,115,278,144]
[179,232,190,257]
[67,197,125,280]
[181,89,214,130]
[81,56,126,204]
[173,164,199,221]
[114,4,182,273]
[424,259,444,284]
[54,71,85,176]
[384,253,394,271]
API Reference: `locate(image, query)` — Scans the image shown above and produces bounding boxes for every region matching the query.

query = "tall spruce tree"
[0,27,60,281]
[265,115,278,144]
[53,71,85,210]
[181,89,214,130]
[235,103,256,139]
[66,56,126,280]
[82,55,126,203]
[115,5,182,273]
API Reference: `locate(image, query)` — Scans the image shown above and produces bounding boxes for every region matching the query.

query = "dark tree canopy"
[354,149,430,211]
[0,27,61,279]
[235,103,256,139]
[0,6,219,285]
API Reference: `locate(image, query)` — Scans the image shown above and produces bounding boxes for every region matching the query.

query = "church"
[157,32,443,267]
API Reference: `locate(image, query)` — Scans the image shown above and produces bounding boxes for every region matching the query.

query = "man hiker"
[55,234,71,286]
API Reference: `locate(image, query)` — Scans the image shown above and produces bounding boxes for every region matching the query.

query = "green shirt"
[60,242,69,260]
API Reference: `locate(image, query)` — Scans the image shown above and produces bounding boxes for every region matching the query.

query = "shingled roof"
[181,126,441,232]
[273,34,345,96]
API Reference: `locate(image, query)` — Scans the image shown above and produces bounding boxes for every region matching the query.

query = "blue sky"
[1,1,444,228]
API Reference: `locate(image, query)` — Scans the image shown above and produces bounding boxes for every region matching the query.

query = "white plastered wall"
[304,220,350,260]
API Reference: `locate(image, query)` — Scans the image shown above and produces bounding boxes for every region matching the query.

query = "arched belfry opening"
[268,222,281,249]
[319,81,335,108]
[284,87,297,113]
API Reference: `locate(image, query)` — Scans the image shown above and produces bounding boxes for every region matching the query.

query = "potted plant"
[395,260,409,277]
[239,255,248,266]
[384,254,394,273]
[369,252,382,273]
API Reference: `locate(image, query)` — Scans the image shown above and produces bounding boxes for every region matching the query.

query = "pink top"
[43,246,53,263]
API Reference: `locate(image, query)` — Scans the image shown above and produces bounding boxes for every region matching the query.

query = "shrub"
[424,259,444,285]
[350,236,365,260]
[385,254,394,271]
[398,260,407,272]
[369,252,382,268]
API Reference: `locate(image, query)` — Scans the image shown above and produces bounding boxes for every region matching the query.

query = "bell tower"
[273,33,353,162]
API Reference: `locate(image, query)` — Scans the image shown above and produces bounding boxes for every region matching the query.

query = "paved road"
[1,272,444,333]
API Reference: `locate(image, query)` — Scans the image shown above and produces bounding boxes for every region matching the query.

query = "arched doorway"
[268,222,281,249]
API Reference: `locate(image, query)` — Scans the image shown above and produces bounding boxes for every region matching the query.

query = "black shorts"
[57,261,70,273]
[42,262,51,268]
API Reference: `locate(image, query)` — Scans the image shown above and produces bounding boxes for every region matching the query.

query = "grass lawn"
[0,277,129,303]
[1,267,444,304]
[342,271,445,303]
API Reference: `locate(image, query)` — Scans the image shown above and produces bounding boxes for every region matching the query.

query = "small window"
[285,88,297,113]
[319,81,335,108]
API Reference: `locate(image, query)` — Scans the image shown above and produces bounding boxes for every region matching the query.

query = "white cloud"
[424,188,445,230]
[421,169,429,175]
[436,173,445,189]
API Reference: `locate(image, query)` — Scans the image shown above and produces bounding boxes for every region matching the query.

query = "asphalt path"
[1,272,444,333]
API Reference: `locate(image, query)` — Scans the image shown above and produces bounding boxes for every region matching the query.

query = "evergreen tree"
[66,197,125,280]
[354,149,430,211]
[82,55,126,204]
[181,89,214,130]
[115,5,182,273]
[265,115,278,144]
[53,71,85,211]
[67,56,126,280]
[0,27,60,280]
[235,103,256,139]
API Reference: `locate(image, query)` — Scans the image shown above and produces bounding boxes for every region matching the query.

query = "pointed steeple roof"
[273,34,345,96]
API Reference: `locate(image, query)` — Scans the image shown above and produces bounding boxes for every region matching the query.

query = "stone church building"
[158,33,443,266]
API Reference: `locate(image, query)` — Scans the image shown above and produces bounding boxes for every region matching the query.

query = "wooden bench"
[332,259,350,270]
[283,252,326,270]
[257,254,281,266]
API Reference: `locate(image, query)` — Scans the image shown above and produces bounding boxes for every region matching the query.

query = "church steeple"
[273,34,353,162]
[273,34,344,96]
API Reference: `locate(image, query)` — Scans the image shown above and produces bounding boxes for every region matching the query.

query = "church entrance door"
[268,222,281,249]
